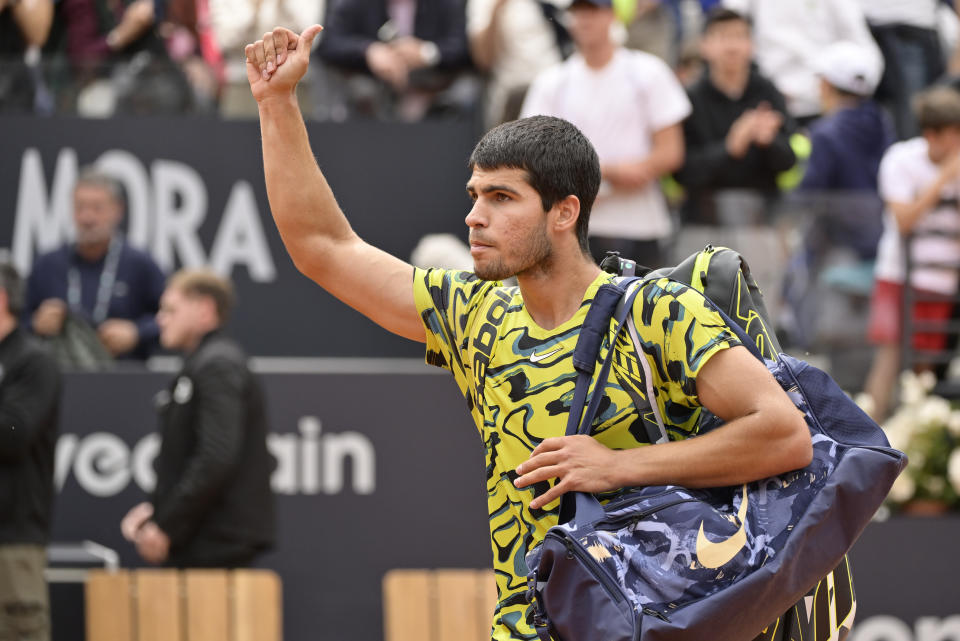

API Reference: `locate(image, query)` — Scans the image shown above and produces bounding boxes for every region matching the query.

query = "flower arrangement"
[881,371,960,512]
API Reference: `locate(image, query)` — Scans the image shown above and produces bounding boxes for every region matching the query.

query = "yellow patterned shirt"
[413,268,739,640]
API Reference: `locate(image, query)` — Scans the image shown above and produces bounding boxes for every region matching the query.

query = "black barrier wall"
[51,367,490,641]
[0,116,479,357]
[46,369,960,641]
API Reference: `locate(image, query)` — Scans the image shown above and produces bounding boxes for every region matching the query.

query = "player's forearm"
[612,407,811,489]
[258,94,358,279]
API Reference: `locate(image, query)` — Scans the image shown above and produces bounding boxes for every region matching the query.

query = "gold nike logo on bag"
[696,484,749,569]
[530,347,562,363]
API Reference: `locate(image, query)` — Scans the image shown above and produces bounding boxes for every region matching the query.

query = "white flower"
[888,472,916,503]
[854,393,876,417]
[917,396,952,427]
[900,371,926,406]
[948,449,960,495]
[948,411,960,437]
[924,476,946,496]
[918,370,937,392]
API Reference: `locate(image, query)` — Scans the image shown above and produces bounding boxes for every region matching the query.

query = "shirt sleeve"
[878,143,913,204]
[412,267,497,392]
[631,279,740,434]
[641,55,692,132]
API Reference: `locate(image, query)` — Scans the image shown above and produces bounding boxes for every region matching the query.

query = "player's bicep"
[296,234,425,343]
[697,346,807,443]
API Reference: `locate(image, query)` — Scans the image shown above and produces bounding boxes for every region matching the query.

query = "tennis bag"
[524,279,907,641]
[600,244,781,359]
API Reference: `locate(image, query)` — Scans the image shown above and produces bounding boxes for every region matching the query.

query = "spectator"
[798,40,893,259]
[0,259,62,641]
[468,0,569,128]
[210,0,323,118]
[25,167,166,365]
[121,269,275,568]
[674,8,796,225]
[781,41,893,349]
[156,0,226,114]
[0,0,54,114]
[864,86,960,421]
[521,0,688,268]
[54,0,193,115]
[723,0,880,123]
[317,0,474,121]
[863,0,952,139]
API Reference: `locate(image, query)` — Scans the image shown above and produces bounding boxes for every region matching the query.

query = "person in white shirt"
[468,0,567,128]
[520,0,689,268]
[864,86,960,421]
[722,0,880,122]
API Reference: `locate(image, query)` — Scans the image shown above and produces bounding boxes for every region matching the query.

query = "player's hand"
[135,522,170,565]
[32,299,67,336]
[98,318,139,356]
[513,435,622,510]
[121,502,154,541]
[245,24,323,103]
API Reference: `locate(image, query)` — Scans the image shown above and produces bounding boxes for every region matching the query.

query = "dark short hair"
[702,7,751,35]
[75,166,125,206]
[914,86,960,131]
[168,268,235,324]
[0,257,24,317]
[468,116,601,253]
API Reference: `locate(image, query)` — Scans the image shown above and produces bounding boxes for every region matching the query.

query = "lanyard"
[67,236,123,325]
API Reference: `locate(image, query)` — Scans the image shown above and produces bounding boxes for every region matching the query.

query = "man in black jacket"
[317,0,474,119]
[675,8,796,225]
[120,269,275,568]
[0,259,61,641]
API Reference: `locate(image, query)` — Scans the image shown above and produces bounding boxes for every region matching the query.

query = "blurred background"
[2,0,960,639]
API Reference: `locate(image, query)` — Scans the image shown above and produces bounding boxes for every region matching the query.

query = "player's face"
[73,184,123,249]
[465,167,553,281]
[157,286,206,352]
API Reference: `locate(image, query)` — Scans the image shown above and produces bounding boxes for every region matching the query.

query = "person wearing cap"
[779,41,894,350]
[520,0,690,268]
[674,7,796,225]
[864,86,960,421]
[799,41,893,255]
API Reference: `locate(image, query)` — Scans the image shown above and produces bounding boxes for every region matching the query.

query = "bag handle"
[558,278,643,525]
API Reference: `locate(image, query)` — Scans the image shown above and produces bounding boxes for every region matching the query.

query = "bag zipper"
[598,497,699,530]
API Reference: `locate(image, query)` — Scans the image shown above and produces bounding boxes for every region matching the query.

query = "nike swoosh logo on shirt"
[529,347,562,363]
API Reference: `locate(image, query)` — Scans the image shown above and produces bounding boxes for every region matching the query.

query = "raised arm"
[245,26,425,343]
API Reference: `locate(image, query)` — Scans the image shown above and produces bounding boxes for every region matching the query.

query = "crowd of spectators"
[7,0,960,415]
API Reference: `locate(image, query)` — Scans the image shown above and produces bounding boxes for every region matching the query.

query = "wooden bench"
[85,569,282,641]
[382,569,497,641]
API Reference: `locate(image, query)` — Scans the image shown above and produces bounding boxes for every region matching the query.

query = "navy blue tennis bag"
[524,278,907,641]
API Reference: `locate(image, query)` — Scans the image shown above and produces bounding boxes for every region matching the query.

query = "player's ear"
[552,195,581,234]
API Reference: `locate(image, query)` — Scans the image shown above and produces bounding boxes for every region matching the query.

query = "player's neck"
[517,252,601,331]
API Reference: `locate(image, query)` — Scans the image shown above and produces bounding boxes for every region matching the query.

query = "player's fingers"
[529,437,566,458]
[515,451,562,478]
[262,31,277,73]
[299,24,324,53]
[529,481,568,510]
[273,27,290,64]
[249,41,267,79]
[514,464,563,490]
